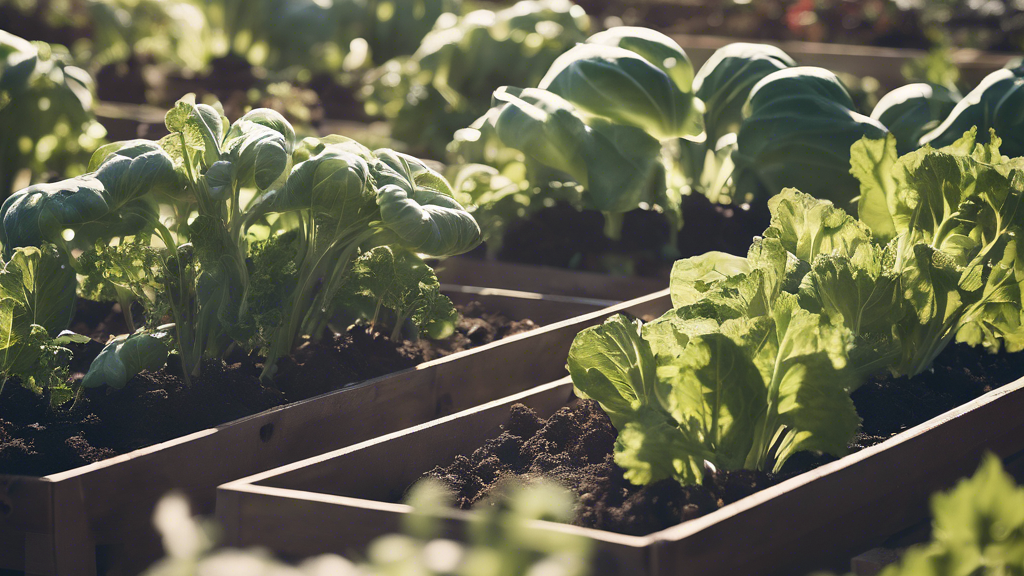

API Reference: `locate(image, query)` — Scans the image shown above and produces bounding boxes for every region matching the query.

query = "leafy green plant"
[878,454,1024,576]
[818,453,1024,576]
[919,67,1024,157]
[566,127,1024,487]
[459,26,704,249]
[870,83,961,155]
[732,66,889,213]
[1,95,480,393]
[142,480,591,576]
[568,245,860,485]
[0,243,90,405]
[83,0,214,71]
[692,42,796,151]
[0,30,106,198]
[361,0,590,157]
[333,245,458,342]
[248,139,481,381]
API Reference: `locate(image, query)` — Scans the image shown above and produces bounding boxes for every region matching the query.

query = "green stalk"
[259,226,378,383]
[602,211,625,242]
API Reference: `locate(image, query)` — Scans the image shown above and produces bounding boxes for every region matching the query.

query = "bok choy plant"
[566,127,1024,487]
[0,95,481,393]
[247,138,481,381]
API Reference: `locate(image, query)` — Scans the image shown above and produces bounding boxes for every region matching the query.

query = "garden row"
[3,14,1024,576]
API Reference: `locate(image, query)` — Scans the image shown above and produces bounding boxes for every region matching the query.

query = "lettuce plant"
[0,244,90,406]
[0,31,106,198]
[819,453,1024,576]
[566,128,1024,487]
[850,129,1024,374]
[568,241,860,485]
[875,454,1024,576]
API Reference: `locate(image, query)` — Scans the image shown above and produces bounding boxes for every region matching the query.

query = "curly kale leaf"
[335,245,457,342]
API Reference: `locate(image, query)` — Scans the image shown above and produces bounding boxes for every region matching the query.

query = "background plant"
[0,30,105,198]
[142,480,592,576]
[815,453,1024,576]
[360,0,591,158]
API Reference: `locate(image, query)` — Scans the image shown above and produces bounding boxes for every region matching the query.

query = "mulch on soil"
[494,195,771,277]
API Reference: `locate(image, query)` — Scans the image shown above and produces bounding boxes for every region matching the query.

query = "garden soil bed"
[421,343,1018,537]
[215,339,1024,576]
[493,195,769,277]
[0,300,536,477]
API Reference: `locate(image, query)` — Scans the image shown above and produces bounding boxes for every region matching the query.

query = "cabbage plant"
[673,42,797,205]
[0,31,106,199]
[732,66,889,213]
[463,26,704,244]
[918,67,1024,157]
[869,83,961,155]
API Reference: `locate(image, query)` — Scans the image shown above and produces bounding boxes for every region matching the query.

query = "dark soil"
[422,343,1022,536]
[0,301,536,477]
[494,195,769,278]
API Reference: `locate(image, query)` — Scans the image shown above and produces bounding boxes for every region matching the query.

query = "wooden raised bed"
[216,373,1024,576]
[436,257,666,302]
[0,285,671,576]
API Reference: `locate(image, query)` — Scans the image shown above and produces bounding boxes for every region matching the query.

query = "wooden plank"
[0,289,670,576]
[443,285,619,325]
[0,526,26,571]
[217,379,657,574]
[647,378,1024,576]
[217,371,1024,576]
[435,258,667,301]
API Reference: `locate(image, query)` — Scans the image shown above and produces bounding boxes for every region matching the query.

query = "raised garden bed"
[0,285,670,576]
[215,352,1024,575]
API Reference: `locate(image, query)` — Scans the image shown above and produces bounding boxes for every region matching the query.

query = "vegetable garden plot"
[215,372,1024,576]
[0,290,670,576]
